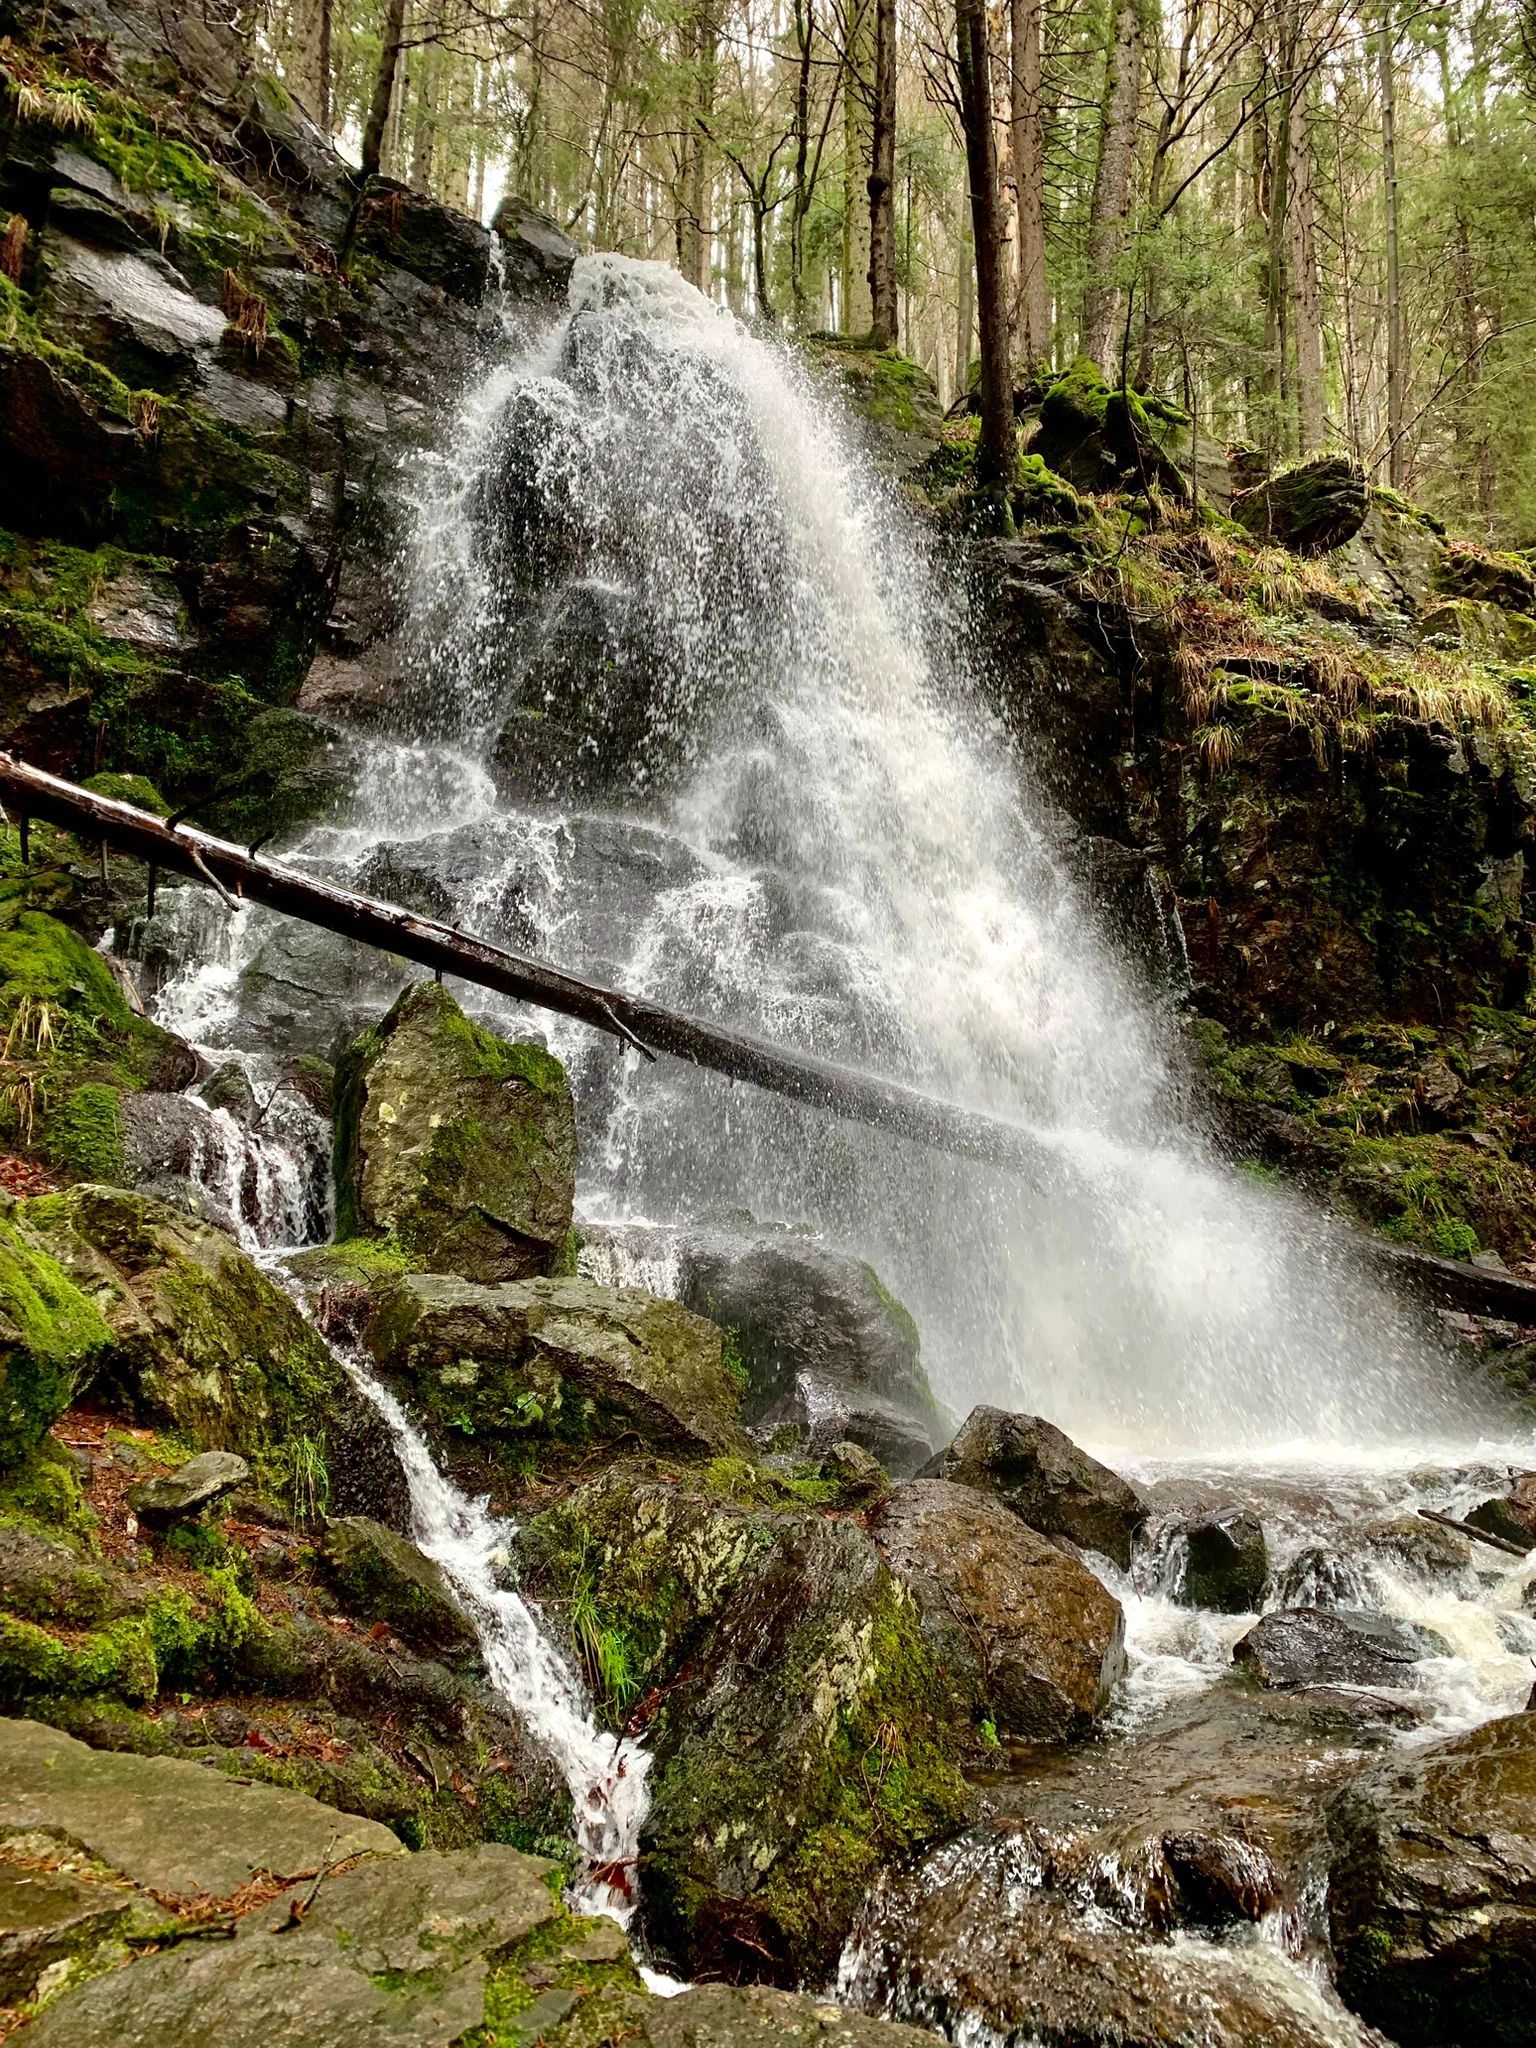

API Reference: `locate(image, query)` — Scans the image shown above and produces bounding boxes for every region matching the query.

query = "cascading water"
[130,252,1536,2019]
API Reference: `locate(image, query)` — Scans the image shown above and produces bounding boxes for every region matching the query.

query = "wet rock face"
[1174,1508,1268,1613]
[1234,1606,1449,1690]
[365,1270,748,1465]
[846,1817,1376,2048]
[872,1479,1125,1741]
[1467,1473,1536,1549]
[1328,1708,1536,2047]
[320,1515,478,1665]
[335,980,577,1283]
[640,1515,970,1987]
[918,1404,1149,1566]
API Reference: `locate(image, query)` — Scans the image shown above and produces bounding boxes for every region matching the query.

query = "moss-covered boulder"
[0,1204,112,1467]
[335,981,577,1284]
[320,1514,479,1665]
[364,1272,748,1474]
[639,1515,970,1985]
[15,1184,348,1495]
[1231,454,1369,555]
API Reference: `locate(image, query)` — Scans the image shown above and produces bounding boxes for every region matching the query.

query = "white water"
[124,255,1536,2003]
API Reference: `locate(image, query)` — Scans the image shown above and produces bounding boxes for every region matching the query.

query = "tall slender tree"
[956,0,1015,519]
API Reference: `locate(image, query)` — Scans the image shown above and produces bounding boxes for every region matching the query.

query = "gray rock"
[586,1220,944,1477]
[644,1987,944,2048]
[919,1405,1149,1567]
[0,1717,402,1898]
[1175,1508,1267,1613]
[0,1523,150,1627]
[0,1860,131,2006]
[1328,1708,1536,2046]
[366,1271,749,1461]
[492,195,579,300]
[1234,1606,1450,1690]
[873,1479,1126,1740]
[819,1440,891,1505]
[86,564,191,653]
[126,1450,250,1526]
[1273,1545,1371,1611]
[1231,454,1370,555]
[37,232,224,390]
[1361,1514,1473,1587]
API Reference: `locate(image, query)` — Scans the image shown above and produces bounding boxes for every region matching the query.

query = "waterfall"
[155,248,1505,1460]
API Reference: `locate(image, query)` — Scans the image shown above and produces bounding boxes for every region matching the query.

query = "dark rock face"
[1467,1474,1536,1549]
[919,1405,1149,1567]
[320,1515,478,1664]
[872,1480,1125,1740]
[1232,455,1370,554]
[335,981,577,1283]
[639,1515,970,1986]
[1234,1606,1449,1690]
[492,195,579,300]
[1175,1508,1268,1612]
[1328,1709,1536,2046]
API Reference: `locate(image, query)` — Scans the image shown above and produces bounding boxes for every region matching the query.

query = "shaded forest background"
[187,0,1536,535]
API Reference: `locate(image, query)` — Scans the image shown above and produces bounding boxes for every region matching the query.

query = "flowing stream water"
[126,255,1536,2028]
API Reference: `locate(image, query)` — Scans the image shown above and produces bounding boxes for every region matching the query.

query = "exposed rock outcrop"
[918,1405,1149,1567]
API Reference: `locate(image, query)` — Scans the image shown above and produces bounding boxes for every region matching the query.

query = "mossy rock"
[363,1271,748,1477]
[14,1184,350,1499]
[0,1204,112,1467]
[320,1514,479,1663]
[335,982,577,1284]
[638,1515,970,1983]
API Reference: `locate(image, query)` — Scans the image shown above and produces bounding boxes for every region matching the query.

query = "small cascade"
[331,1343,650,1916]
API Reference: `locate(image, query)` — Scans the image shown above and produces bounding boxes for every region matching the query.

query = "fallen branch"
[1418,1506,1530,1560]
[0,754,1056,1184]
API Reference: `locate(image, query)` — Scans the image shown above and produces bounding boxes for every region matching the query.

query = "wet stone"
[918,1405,1149,1567]
[1174,1508,1267,1613]
[1233,1606,1450,1690]
[126,1450,250,1526]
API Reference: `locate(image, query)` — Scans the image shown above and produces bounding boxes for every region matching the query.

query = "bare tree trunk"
[1010,0,1049,370]
[1438,33,1493,519]
[1379,2,1404,486]
[867,0,898,346]
[842,0,875,335]
[954,180,974,391]
[360,0,408,184]
[956,0,1015,523]
[1261,0,1300,455]
[682,3,717,292]
[316,0,332,132]
[1289,82,1324,452]
[1334,101,1363,464]
[791,0,816,323]
[1081,0,1144,366]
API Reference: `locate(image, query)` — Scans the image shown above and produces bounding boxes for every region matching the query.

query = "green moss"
[50,1084,125,1182]
[0,1209,112,1466]
[81,772,170,816]
[0,1435,98,1545]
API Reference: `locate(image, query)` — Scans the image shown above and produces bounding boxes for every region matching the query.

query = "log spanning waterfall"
[155,251,1491,1459]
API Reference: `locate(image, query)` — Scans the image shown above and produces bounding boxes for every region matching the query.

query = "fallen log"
[1368,1241,1536,1327]
[0,754,1058,1183]
[1418,1506,1531,1560]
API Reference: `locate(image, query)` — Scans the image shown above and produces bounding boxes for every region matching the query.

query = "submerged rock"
[335,980,577,1283]
[1234,1606,1449,1690]
[1174,1508,1268,1613]
[365,1270,747,1465]
[1329,1707,1536,2046]
[640,1515,970,1984]
[918,1404,1149,1566]
[872,1479,1125,1740]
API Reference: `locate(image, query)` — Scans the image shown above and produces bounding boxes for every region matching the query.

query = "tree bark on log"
[0,755,1061,1185]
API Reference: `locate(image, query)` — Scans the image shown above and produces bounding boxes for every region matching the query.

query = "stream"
[114,254,1536,2036]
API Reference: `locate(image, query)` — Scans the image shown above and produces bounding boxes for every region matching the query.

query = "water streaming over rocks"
[125,253,1536,2030]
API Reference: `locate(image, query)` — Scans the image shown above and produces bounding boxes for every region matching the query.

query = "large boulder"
[1467,1474,1536,1549]
[871,1480,1125,1741]
[320,1515,478,1664]
[14,1184,352,1488]
[1328,1709,1536,2046]
[492,196,579,301]
[1234,1607,1449,1691]
[335,981,577,1283]
[640,1515,970,1984]
[0,1205,112,1468]
[918,1406,1149,1567]
[364,1271,748,1467]
[608,1223,944,1475]
[1231,454,1369,554]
